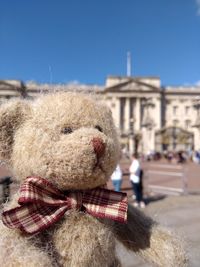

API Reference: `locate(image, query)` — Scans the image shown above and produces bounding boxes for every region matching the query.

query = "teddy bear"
[0,92,187,267]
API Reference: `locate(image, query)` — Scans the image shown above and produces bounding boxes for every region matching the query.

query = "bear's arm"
[112,204,188,267]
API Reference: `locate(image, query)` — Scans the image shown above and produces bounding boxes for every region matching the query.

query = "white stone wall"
[1,78,200,152]
[105,83,200,153]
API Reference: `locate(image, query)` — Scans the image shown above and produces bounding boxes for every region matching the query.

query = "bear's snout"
[91,137,105,158]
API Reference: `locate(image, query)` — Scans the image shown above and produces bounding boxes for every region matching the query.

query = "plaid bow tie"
[2,176,127,234]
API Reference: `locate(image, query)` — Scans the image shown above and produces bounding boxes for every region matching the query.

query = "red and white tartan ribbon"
[2,176,127,234]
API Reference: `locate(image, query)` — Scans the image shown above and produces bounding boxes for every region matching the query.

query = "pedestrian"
[111,164,122,192]
[129,153,145,208]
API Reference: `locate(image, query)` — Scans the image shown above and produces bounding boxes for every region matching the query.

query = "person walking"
[111,164,122,192]
[129,153,145,208]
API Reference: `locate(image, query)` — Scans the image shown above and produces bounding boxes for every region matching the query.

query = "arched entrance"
[155,127,194,152]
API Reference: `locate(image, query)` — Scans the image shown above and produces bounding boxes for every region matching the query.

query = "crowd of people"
[141,149,200,164]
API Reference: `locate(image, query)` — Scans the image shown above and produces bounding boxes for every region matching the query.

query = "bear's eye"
[95,125,103,132]
[61,127,73,134]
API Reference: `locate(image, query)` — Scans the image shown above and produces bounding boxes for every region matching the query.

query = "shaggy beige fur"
[0,92,188,267]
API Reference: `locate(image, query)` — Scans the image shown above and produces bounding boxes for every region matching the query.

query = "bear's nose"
[91,137,105,157]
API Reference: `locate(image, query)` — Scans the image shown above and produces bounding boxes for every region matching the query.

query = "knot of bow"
[2,176,128,234]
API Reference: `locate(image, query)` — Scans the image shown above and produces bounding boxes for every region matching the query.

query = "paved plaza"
[116,194,200,267]
[109,159,200,267]
[108,158,200,197]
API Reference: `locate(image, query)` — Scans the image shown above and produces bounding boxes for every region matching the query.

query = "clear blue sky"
[0,0,200,86]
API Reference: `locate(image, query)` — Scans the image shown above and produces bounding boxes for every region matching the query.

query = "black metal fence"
[0,176,13,203]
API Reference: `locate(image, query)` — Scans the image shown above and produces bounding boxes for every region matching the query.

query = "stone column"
[149,128,155,152]
[150,99,158,152]
[194,128,200,150]
[142,128,149,155]
[129,137,134,155]
[115,97,121,129]
[112,97,120,129]
[125,98,130,132]
[135,98,141,131]
[110,97,120,129]
[154,97,161,129]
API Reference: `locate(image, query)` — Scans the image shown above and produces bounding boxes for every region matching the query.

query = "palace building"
[0,76,200,154]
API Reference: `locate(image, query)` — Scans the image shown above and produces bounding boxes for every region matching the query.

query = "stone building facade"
[103,76,200,154]
[0,77,200,154]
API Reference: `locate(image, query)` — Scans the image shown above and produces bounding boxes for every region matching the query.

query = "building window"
[185,120,191,129]
[185,106,190,115]
[173,106,178,116]
[180,99,186,103]
[173,119,179,127]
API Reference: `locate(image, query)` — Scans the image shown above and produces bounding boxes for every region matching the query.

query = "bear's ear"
[0,99,31,162]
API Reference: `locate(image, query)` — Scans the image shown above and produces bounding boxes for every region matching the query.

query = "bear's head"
[0,92,120,190]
